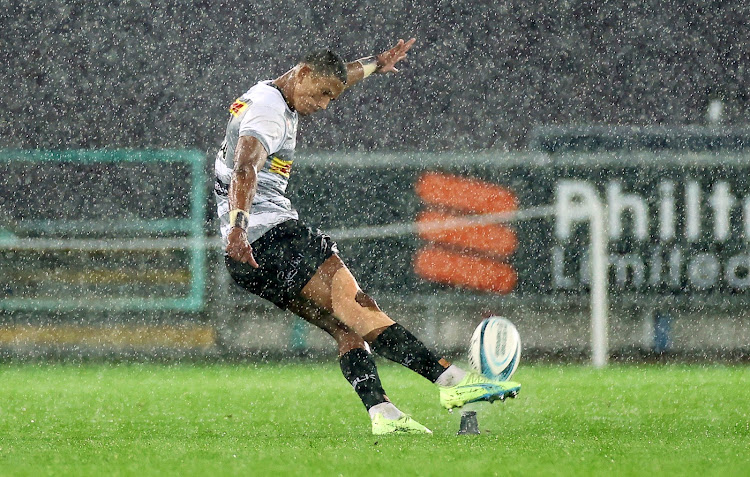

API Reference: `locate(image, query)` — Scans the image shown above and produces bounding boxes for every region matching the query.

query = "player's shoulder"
[244,81,287,113]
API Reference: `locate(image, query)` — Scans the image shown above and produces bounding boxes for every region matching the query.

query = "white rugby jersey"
[214,81,299,244]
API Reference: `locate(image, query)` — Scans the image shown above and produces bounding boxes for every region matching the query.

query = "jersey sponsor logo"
[229,99,249,117]
[217,140,228,161]
[214,177,229,196]
[269,156,293,178]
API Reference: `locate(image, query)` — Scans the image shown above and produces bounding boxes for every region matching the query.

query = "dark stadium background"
[2,0,746,152]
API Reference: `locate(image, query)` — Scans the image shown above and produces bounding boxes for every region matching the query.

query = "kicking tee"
[214,81,299,245]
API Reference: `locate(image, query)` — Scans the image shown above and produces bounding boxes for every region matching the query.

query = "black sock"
[369,323,447,383]
[339,348,389,411]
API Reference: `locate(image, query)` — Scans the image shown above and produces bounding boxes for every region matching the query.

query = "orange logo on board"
[269,156,293,178]
[413,172,519,294]
[229,99,249,117]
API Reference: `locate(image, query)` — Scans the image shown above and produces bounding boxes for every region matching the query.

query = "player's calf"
[339,347,390,411]
[339,347,431,434]
[367,323,463,384]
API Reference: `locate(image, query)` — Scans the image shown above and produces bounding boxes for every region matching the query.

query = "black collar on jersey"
[269,81,295,112]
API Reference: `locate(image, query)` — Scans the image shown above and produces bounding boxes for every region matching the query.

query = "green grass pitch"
[1,362,748,476]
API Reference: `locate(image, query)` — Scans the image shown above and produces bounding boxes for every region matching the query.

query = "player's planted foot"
[371,413,433,435]
[439,372,521,410]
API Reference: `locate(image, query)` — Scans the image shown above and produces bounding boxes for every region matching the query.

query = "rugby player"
[214,38,520,435]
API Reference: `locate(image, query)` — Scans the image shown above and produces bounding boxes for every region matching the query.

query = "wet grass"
[0,362,748,476]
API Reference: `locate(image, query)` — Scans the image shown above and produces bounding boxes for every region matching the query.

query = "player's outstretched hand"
[377,38,416,74]
[226,227,259,268]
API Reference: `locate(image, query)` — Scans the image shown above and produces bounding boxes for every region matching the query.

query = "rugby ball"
[469,316,521,381]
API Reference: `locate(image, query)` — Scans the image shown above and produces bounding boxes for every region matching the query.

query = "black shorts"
[225,220,338,310]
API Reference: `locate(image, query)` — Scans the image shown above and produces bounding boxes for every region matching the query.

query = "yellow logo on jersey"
[229,99,249,117]
[269,156,293,178]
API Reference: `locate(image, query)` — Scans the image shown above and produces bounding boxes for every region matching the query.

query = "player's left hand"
[376,38,416,74]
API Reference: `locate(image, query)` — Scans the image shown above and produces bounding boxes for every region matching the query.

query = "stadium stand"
[2,0,747,152]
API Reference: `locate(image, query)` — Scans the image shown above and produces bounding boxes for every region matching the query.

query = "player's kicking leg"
[288,298,432,435]
[299,256,521,411]
[366,322,521,410]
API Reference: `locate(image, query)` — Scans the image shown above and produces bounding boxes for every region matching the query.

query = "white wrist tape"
[229,209,250,231]
[357,56,379,78]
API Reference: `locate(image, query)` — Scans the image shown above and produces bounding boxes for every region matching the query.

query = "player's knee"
[334,331,366,355]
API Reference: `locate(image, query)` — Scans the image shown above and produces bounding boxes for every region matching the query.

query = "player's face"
[293,70,345,116]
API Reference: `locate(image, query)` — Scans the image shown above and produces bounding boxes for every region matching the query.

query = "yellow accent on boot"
[439,372,521,410]
[371,413,433,435]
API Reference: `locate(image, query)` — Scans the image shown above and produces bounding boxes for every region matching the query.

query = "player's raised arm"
[344,38,416,89]
[225,135,267,267]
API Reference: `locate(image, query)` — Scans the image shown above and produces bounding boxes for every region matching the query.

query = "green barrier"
[0,149,207,312]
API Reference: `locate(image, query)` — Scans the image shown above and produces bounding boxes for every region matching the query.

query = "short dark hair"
[301,49,348,84]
